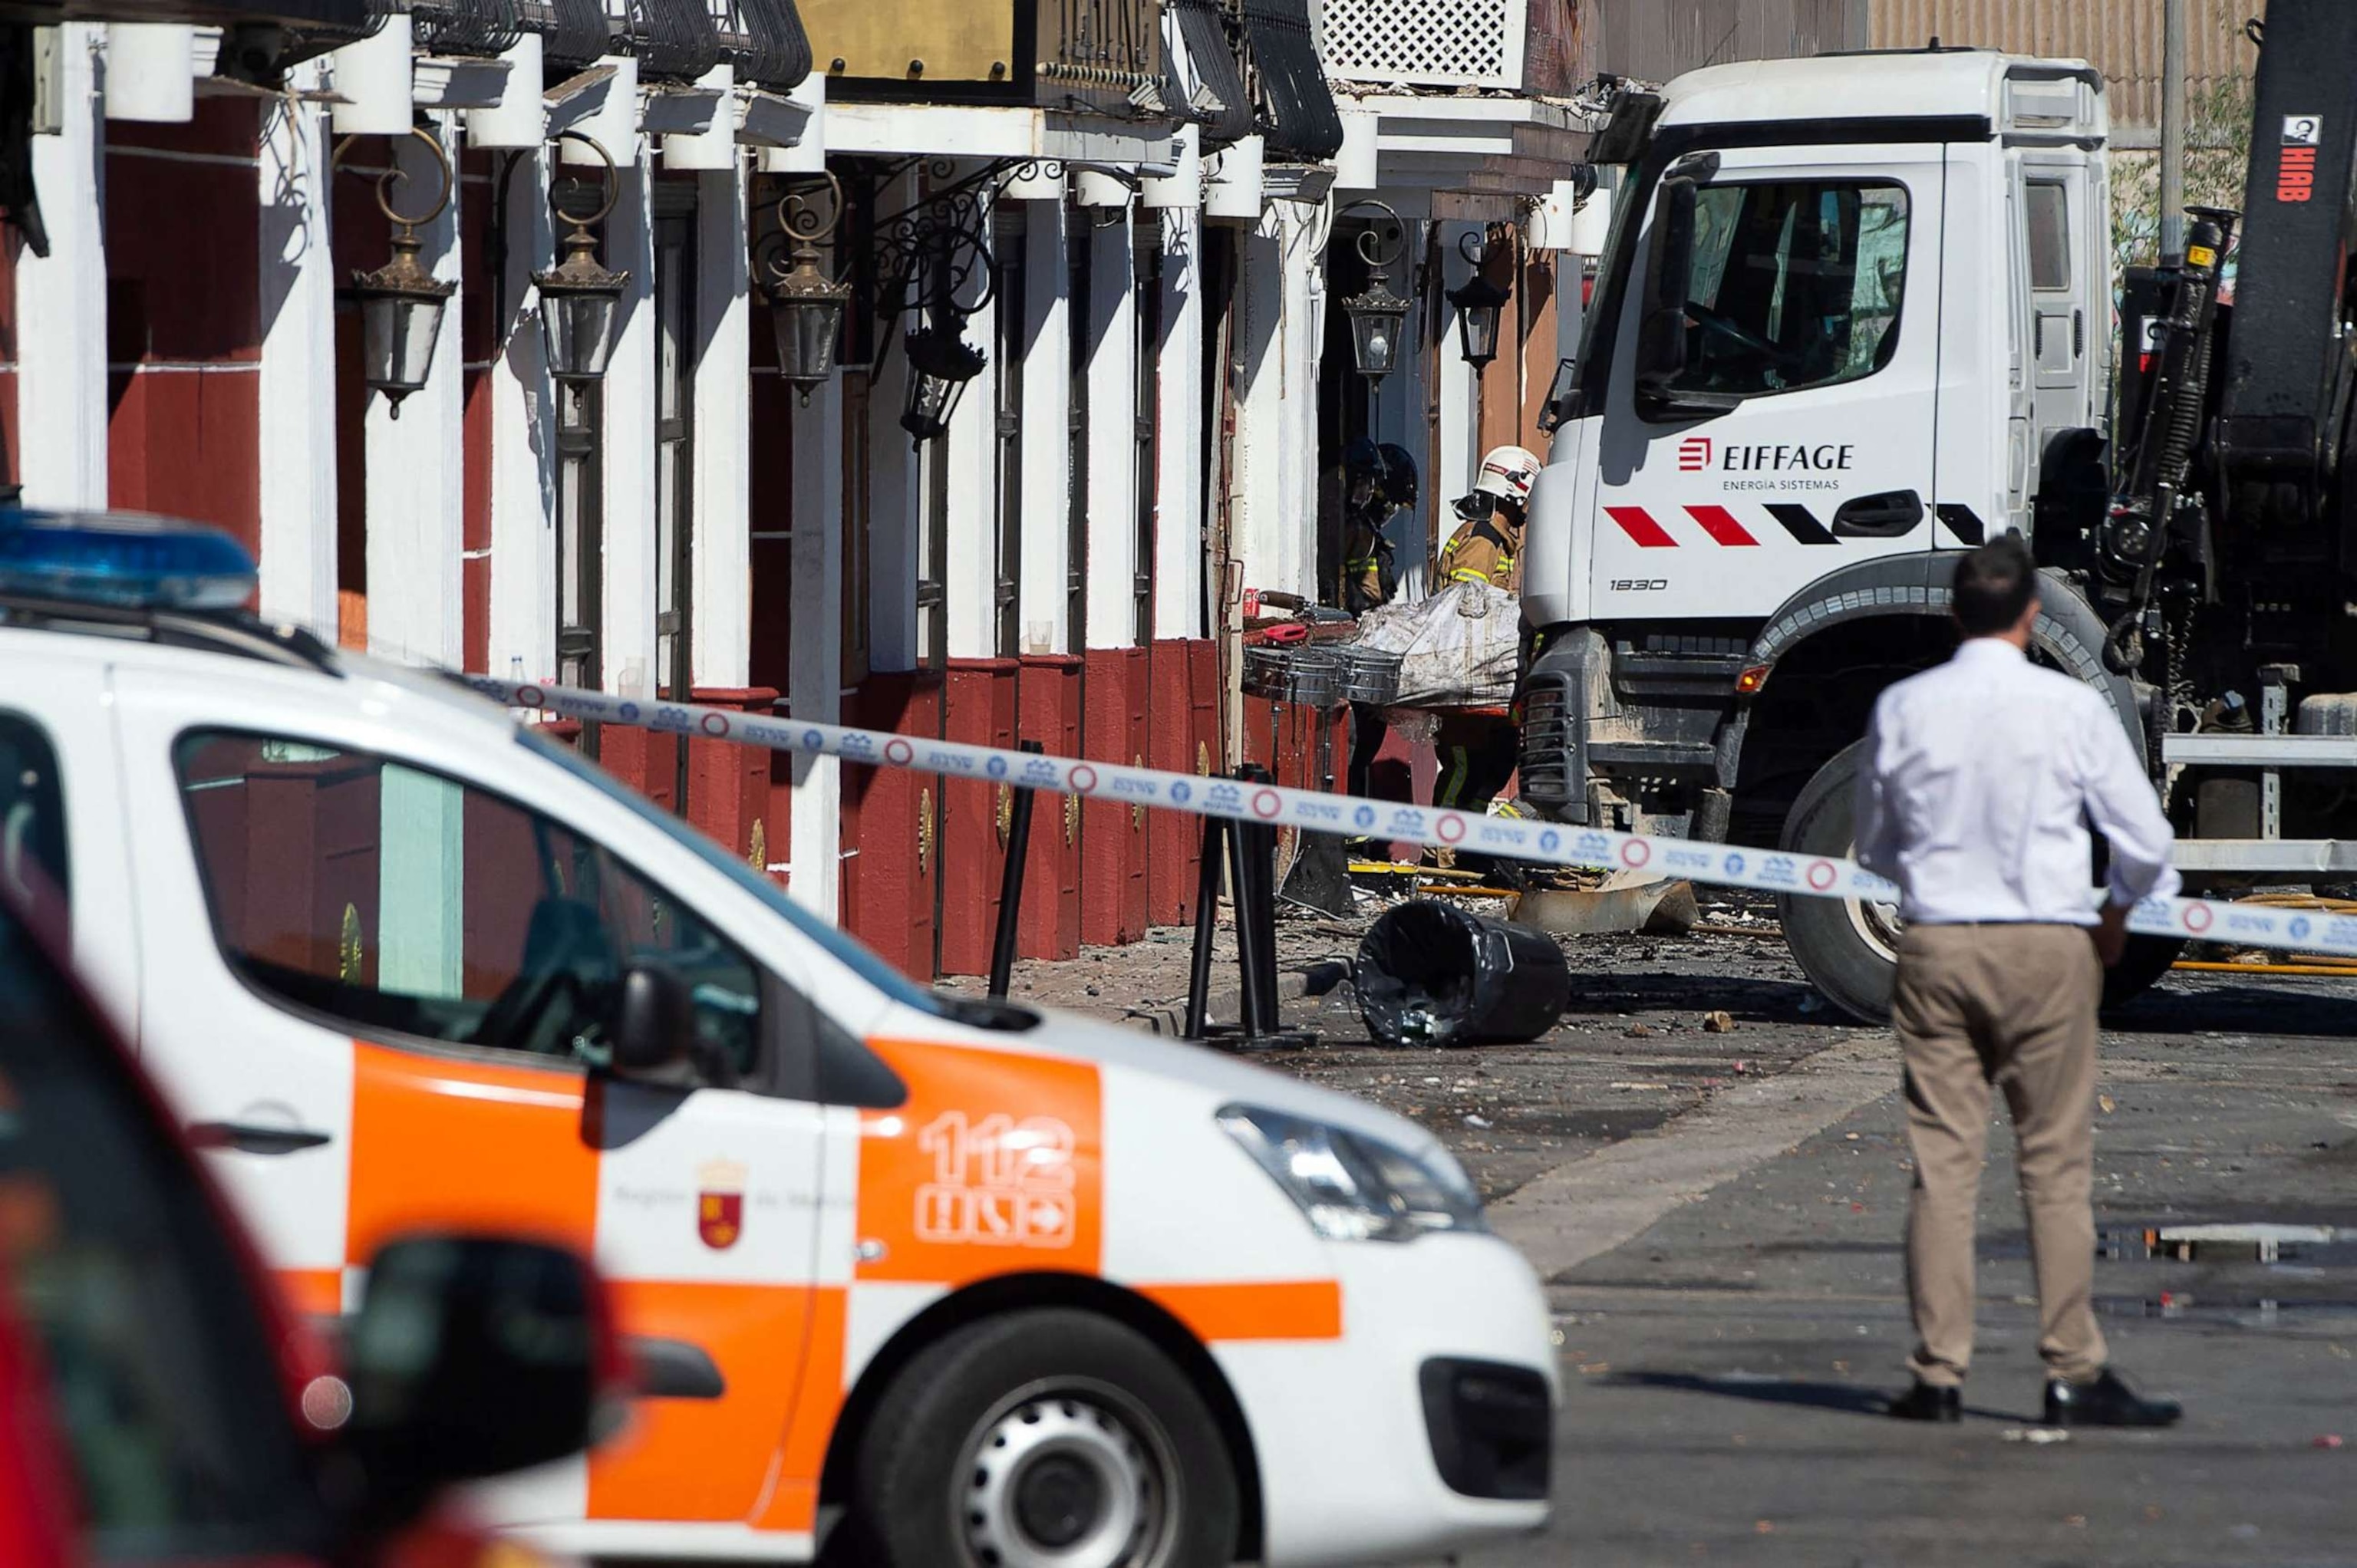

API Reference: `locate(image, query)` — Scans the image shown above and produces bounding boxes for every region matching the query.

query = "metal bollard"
[1182,812,1228,1040]
[986,740,1044,1000]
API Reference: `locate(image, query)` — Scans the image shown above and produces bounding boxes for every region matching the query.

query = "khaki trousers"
[1891,923,2108,1388]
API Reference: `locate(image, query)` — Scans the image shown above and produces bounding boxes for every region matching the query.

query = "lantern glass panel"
[362,293,447,399]
[770,295,845,389]
[541,290,621,384]
[1456,301,1502,367]
[901,369,967,442]
[1350,304,1406,378]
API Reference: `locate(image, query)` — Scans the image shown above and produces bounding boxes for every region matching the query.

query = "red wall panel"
[938,657,1020,977]
[1016,655,1082,962]
[841,672,941,981]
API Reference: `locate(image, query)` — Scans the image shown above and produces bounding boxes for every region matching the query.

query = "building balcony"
[1318,0,1575,97]
[797,0,1164,124]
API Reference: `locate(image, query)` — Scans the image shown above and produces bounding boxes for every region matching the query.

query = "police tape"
[463,674,2357,964]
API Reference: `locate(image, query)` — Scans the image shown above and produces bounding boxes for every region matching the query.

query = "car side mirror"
[341,1235,619,1530]
[609,961,694,1076]
[1633,178,1739,421]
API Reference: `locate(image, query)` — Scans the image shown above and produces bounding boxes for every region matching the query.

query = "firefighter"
[1432,445,1542,824]
[1340,440,1419,813]
[1338,438,1419,616]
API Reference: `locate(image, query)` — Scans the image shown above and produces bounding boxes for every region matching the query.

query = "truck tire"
[839,1308,1238,1568]
[1777,741,1900,1023]
[2102,934,2184,1012]
[1779,742,2185,1020]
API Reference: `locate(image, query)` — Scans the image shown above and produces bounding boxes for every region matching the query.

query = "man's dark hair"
[1952,535,2039,636]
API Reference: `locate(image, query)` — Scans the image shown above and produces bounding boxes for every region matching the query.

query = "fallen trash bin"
[1353,899,1571,1047]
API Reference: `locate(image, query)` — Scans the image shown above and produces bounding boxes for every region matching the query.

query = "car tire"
[839,1308,1238,1568]
[1778,740,1900,1024]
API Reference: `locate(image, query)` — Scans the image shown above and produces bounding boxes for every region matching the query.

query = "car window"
[173,733,761,1081]
[0,714,68,908]
[0,904,325,1560]
[516,724,982,1024]
[1669,180,1910,399]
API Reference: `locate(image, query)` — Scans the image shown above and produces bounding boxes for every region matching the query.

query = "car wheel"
[1778,740,1900,1024]
[842,1308,1238,1568]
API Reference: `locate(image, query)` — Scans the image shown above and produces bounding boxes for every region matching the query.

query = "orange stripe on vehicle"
[345,1042,598,1265]
[275,1267,343,1318]
[1139,1280,1343,1342]
[585,1280,816,1523]
[749,1284,848,1535]
[855,1038,1103,1286]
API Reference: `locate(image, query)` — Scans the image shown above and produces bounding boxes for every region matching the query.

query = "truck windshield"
[516,726,964,1023]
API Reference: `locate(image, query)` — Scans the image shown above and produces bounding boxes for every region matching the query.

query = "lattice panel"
[1319,0,1521,89]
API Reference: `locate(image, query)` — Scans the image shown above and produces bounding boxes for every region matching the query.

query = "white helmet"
[1471,445,1543,506]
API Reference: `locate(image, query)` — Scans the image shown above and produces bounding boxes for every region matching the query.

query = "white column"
[1153,206,1204,642]
[1083,207,1137,650]
[788,382,844,920]
[1434,218,1481,518]
[488,144,557,683]
[1230,217,1291,600]
[1379,197,1432,604]
[691,160,751,688]
[865,169,920,674]
[941,198,998,661]
[364,114,464,667]
[1017,197,1072,655]
[1278,202,1327,599]
[18,24,107,509]
[256,83,339,633]
[600,145,659,696]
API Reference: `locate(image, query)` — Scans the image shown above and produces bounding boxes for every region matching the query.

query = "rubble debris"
[1703,1010,1736,1033]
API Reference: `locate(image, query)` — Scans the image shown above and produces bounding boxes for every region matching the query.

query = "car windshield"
[516,725,962,1022]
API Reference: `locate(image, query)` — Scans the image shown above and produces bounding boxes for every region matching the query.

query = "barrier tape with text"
[462,674,2357,963]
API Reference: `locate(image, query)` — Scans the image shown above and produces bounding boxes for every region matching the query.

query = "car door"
[1590,143,1948,621]
[112,675,830,1537]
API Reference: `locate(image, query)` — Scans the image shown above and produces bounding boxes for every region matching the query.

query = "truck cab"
[1520,48,2146,1016]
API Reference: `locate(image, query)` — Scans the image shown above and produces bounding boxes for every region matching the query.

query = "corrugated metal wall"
[1868,0,2266,135]
[1574,0,1867,84]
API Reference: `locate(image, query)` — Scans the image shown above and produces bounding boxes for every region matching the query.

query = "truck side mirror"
[609,962,694,1076]
[341,1235,621,1532]
[1634,177,1736,420]
[1537,356,1579,433]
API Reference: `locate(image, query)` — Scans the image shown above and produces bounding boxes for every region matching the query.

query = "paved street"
[964,904,2357,1564]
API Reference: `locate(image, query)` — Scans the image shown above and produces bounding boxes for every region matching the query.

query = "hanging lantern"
[534,132,631,386]
[346,126,458,419]
[899,322,987,444]
[761,175,851,407]
[1338,199,1413,383]
[1447,226,1515,369]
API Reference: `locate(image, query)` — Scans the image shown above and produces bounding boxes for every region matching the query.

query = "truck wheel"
[1778,741,1900,1024]
[841,1308,1238,1568]
[2102,934,2184,1012]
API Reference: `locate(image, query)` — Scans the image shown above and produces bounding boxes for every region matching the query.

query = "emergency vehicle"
[0,509,1556,1567]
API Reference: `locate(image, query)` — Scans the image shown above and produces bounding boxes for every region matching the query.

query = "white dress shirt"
[1854,638,2181,926]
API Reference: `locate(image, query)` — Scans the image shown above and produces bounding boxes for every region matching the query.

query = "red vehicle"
[0,885,625,1566]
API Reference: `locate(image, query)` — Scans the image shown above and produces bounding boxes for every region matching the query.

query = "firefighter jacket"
[1436,512,1523,593]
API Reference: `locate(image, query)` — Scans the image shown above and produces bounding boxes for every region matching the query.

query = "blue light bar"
[0,509,258,611]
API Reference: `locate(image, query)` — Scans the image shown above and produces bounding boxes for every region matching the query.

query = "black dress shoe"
[2043,1369,2182,1428]
[1887,1380,1962,1421]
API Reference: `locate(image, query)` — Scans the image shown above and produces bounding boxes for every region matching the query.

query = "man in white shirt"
[1857,535,2184,1428]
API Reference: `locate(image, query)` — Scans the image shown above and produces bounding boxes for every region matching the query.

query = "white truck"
[1519,10,2357,1019]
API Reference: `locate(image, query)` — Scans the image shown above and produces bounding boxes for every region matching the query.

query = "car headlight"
[1217,1104,1485,1242]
